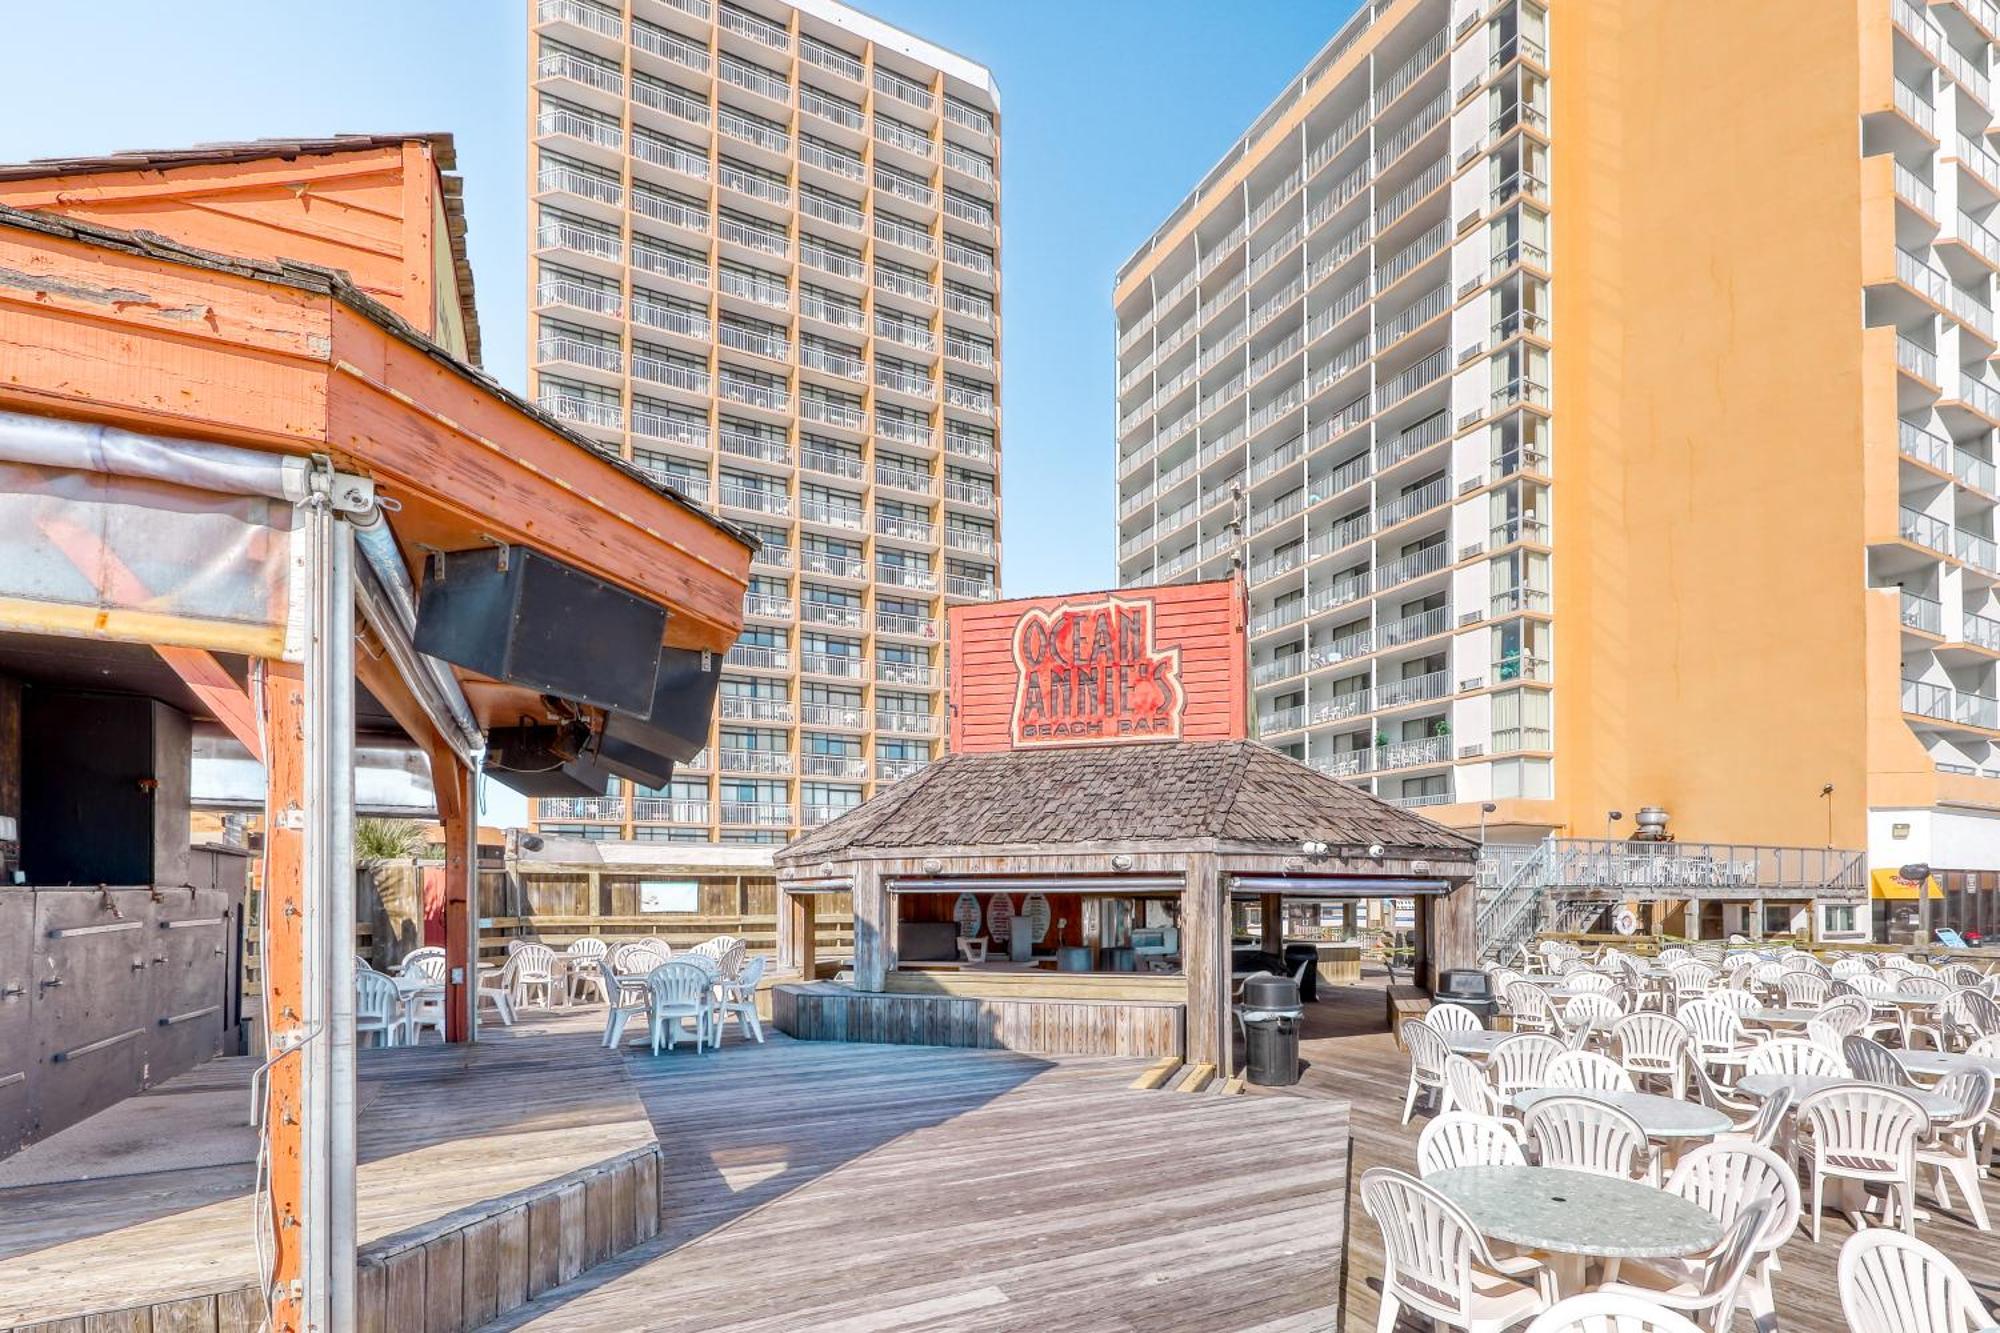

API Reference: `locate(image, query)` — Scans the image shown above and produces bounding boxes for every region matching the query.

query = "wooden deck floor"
[1278,972,2000,1331]
[488,1032,1353,1332]
[0,1017,654,1326]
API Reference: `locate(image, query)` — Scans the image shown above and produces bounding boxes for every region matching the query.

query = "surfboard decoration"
[988,893,1015,943]
[1022,893,1052,942]
[953,892,982,938]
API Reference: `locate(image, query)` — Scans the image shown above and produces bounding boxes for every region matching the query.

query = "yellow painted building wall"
[1550,0,1878,847]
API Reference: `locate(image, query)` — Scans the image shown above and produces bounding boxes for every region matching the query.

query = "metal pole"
[326,516,358,1329]
[299,493,335,1330]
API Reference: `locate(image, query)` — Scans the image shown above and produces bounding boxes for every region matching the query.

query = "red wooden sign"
[948,579,1248,754]
[1010,595,1183,745]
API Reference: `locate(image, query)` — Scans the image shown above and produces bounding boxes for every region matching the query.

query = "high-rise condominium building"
[527,0,1001,845]
[1113,0,2000,890]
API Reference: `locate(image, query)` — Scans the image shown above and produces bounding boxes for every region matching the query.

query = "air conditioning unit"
[1459,676,1485,691]
[1459,744,1485,759]
[1459,611,1483,627]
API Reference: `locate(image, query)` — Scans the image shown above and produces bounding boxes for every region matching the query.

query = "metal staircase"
[1475,838,1553,966]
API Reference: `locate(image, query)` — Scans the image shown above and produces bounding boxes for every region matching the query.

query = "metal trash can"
[1241,974,1303,1086]
[1432,968,1498,1024]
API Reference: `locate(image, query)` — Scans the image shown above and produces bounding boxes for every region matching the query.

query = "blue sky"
[0,0,1359,821]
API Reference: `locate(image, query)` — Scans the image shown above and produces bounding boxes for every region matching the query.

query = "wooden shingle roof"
[776,740,1478,865]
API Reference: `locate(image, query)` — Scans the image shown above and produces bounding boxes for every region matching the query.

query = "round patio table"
[1892,1048,2000,1079]
[1737,1074,1957,1120]
[1739,1007,1813,1027]
[1427,1164,1720,1295]
[1507,1089,1731,1142]
[1444,1029,1510,1057]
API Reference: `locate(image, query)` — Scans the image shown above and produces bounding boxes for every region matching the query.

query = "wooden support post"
[1182,855,1225,1074]
[851,862,888,991]
[1259,892,1284,958]
[434,751,475,1043]
[777,890,817,979]
[259,657,309,1331]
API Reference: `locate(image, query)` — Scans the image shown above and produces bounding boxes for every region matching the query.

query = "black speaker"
[591,646,722,786]
[484,724,613,798]
[413,546,667,715]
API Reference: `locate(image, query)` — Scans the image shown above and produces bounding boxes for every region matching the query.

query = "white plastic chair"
[646,960,714,1055]
[1916,1068,1994,1231]
[1662,1143,1799,1329]
[1838,1227,1995,1333]
[1417,1112,1525,1177]
[599,958,648,1049]
[1401,1019,1451,1124]
[406,987,445,1044]
[1779,972,1830,1010]
[1676,1000,1756,1083]
[716,954,767,1045]
[1444,1053,1497,1116]
[1613,1012,1692,1097]
[1523,1293,1703,1333]
[1565,971,1615,995]
[564,938,609,1003]
[1508,980,1560,1036]
[612,940,670,974]
[505,943,561,1011]
[476,966,515,1027]
[355,970,401,1048]
[1796,1083,1929,1241]
[398,948,447,983]
[1841,1034,1916,1088]
[1427,1002,1485,1035]
[1831,957,1874,982]
[1359,1167,1553,1332]
[1668,962,1716,1005]
[1546,1049,1635,1093]
[1745,1037,1847,1079]
[1523,1094,1652,1183]
[1597,1199,1770,1333]
[1490,1033,1566,1099]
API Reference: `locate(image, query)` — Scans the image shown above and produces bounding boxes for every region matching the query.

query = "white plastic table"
[1444,1030,1510,1057]
[1892,1048,2000,1079]
[1738,1073,1956,1120]
[1507,1088,1731,1142]
[1428,1164,1720,1295]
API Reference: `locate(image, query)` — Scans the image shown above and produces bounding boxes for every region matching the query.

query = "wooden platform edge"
[0,1146,665,1333]
[1129,1056,1183,1090]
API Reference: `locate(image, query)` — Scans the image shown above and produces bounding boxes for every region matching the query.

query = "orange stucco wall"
[1550,0,1878,846]
[0,143,450,345]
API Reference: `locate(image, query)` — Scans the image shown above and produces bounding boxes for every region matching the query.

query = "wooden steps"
[1128,1056,1182,1090]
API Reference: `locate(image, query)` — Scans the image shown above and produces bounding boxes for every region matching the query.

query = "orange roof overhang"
[0,204,751,668]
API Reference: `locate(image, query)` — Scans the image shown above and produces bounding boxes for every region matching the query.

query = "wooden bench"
[1386,985,1431,1047]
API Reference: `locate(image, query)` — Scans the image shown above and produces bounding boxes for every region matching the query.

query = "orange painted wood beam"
[157,646,262,761]
[0,221,750,651]
[258,657,309,1333]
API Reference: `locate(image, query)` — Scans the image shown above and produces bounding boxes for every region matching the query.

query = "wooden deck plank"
[486,1033,1349,1331]
[0,1018,654,1327]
